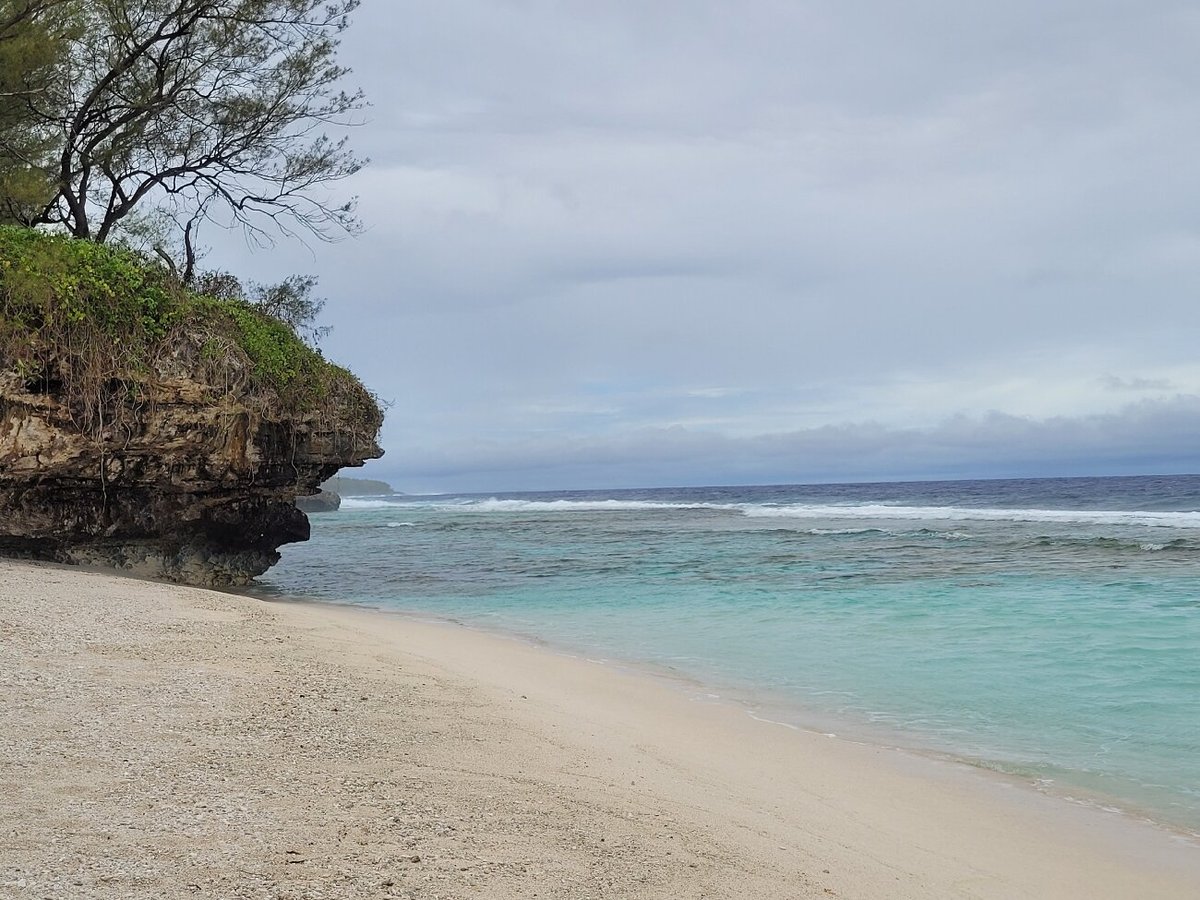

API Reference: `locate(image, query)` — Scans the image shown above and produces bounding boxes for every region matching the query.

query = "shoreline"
[5,558,1200,898]
[251,585,1200,845]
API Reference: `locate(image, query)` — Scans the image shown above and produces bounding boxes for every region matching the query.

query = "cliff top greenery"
[0,3,379,441]
[0,224,382,437]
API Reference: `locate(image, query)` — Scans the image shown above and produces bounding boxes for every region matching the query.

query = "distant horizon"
[347,465,1200,498]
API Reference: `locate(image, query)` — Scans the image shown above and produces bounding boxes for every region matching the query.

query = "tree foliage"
[0,0,364,275]
[0,1,71,224]
[193,268,329,347]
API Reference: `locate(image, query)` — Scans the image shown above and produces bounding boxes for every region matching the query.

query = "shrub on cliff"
[0,225,381,439]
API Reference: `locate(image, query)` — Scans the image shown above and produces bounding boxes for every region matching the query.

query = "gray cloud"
[1100,375,1176,392]
[388,396,1200,492]
[210,1,1200,490]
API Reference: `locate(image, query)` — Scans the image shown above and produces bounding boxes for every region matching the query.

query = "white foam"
[738,504,1200,528]
[462,498,731,513]
[799,527,973,539]
[803,527,885,535]
[340,495,1200,528]
[339,497,404,509]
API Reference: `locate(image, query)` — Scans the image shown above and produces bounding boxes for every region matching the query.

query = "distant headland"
[320,475,399,496]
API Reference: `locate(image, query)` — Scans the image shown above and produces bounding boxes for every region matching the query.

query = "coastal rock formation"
[0,367,380,585]
[296,489,342,513]
[0,366,381,584]
[0,226,383,586]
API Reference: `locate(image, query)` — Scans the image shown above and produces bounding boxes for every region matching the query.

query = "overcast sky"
[216,0,1200,492]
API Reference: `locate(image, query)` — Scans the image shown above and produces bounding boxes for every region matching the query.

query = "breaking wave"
[345,495,1200,529]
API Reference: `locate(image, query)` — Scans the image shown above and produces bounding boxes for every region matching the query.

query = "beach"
[2,558,1199,899]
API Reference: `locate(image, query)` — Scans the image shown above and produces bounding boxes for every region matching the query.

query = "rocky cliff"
[0,227,382,586]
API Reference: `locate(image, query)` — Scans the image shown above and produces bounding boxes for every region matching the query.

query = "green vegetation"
[0,2,70,224]
[0,224,178,339]
[0,1,362,271]
[0,3,379,441]
[0,225,381,435]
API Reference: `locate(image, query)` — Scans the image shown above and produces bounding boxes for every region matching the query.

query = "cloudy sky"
[218,0,1200,492]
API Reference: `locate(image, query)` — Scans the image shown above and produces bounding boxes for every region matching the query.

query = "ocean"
[254,474,1200,834]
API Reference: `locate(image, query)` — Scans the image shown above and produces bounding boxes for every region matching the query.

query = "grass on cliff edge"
[0,225,381,435]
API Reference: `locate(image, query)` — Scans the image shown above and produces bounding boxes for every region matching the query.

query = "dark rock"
[0,364,381,586]
[296,489,341,513]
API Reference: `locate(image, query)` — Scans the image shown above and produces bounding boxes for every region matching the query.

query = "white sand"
[2,558,1199,899]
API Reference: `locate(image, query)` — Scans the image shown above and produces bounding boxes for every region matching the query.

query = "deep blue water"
[255,474,1200,832]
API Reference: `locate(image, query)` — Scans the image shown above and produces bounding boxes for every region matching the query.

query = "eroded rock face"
[0,371,381,586]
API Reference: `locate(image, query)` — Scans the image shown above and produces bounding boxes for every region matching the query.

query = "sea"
[254,474,1200,835]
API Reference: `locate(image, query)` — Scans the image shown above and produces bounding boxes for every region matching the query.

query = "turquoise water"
[256,476,1200,833]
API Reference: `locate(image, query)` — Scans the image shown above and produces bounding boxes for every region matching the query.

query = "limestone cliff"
[0,227,382,585]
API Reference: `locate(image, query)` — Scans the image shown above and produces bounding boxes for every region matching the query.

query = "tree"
[247,274,330,346]
[193,268,331,347]
[0,0,364,278]
[0,1,71,224]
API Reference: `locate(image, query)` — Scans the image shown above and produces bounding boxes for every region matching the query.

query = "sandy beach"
[2,559,1199,899]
